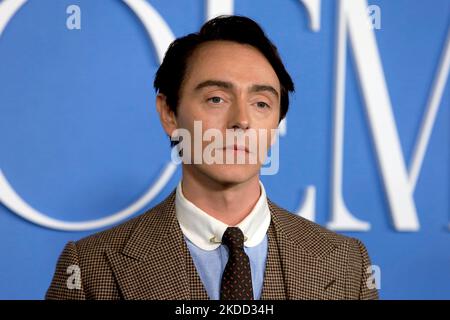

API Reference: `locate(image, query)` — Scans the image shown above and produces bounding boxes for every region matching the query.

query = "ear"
[156,93,178,138]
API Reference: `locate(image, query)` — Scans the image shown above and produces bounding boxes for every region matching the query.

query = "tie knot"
[221,227,245,250]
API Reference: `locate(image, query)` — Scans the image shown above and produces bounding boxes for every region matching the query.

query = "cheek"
[177,101,223,126]
[176,114,223,146]
[257,121,279,148]
[191,114,226,134]
[257,130,273,148]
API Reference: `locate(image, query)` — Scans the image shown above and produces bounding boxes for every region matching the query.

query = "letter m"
[328,0,450,231]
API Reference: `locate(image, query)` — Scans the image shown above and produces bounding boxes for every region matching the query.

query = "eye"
[256,101,270,109]
[207,97,224,104]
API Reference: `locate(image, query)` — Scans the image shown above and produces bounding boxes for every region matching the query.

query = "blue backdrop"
[0,0,448,299]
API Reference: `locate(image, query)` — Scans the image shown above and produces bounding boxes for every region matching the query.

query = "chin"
[198,163,260,186]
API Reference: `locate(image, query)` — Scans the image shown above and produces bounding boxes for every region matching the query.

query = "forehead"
[183,40,280,91]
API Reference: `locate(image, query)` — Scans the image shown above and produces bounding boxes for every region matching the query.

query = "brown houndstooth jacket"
[46,189,379,300]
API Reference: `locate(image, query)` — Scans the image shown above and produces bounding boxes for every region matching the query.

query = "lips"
[222,145,249,153]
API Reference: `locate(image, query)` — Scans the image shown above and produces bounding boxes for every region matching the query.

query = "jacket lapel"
[260,221,286,299]
[106,189,208,300]
[265,199,344,299]
[185,244,210,299]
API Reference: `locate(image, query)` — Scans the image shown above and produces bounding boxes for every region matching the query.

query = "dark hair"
[153,15,295,122]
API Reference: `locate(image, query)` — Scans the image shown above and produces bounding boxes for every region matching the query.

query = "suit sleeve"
[45,241,87,300]
[354,239,379,300]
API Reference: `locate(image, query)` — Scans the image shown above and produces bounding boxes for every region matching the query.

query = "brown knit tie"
[220,227,254,300]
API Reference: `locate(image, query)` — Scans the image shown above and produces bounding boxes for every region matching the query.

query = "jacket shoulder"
[46,192,176,299]
[74,191,174,254]
[267,198,355,258]
[75,213,143,253]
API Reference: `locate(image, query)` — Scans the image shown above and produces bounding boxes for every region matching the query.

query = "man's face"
[163,40,281,185]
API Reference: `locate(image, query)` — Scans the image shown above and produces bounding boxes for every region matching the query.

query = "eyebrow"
[195,80,232,91]
[194,80,279,99]
[249,84,279,99]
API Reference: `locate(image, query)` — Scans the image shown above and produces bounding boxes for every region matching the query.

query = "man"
[46,15,378,300]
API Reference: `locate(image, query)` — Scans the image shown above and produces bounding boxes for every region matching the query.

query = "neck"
[181,166,261,226]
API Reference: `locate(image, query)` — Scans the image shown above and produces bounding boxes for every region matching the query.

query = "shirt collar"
[175,180,271,251]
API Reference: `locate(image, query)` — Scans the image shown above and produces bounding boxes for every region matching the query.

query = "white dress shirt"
[175,180,271,250]
[175,179,271,299]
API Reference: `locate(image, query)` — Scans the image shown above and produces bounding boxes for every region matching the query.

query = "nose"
[229,98,250,131]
